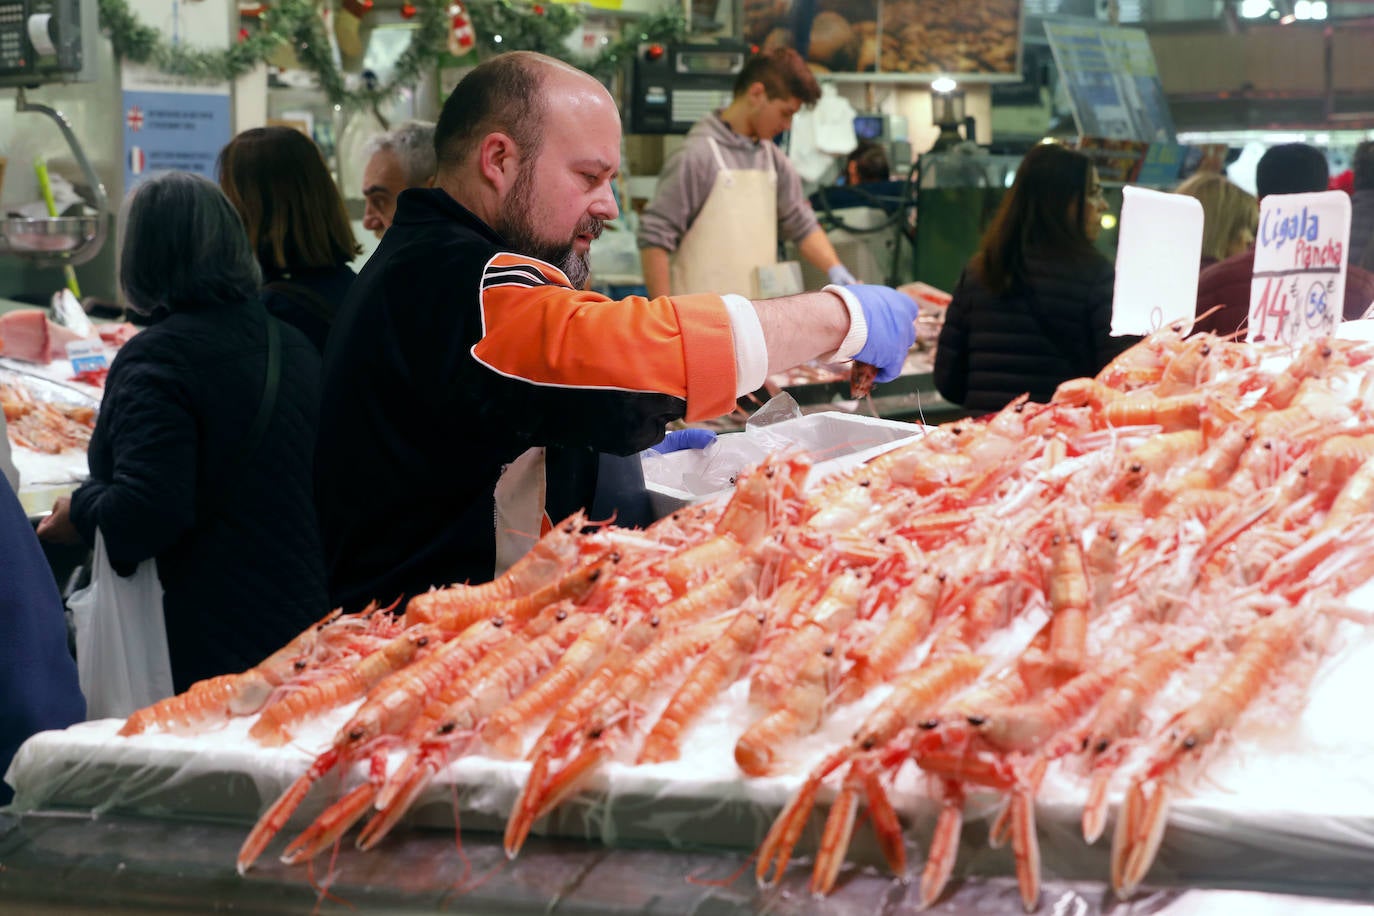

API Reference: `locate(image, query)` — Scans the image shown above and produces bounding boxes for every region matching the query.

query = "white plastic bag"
[67,530,173,720]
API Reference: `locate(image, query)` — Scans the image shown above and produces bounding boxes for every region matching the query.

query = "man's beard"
[497,167,602,289]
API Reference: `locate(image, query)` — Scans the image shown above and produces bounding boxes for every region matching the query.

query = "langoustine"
[93,332,1374,911]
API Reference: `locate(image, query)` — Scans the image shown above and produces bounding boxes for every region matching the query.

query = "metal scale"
[0,0,107,269]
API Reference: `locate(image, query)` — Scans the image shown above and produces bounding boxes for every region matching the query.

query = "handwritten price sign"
[1247,190,1351,344]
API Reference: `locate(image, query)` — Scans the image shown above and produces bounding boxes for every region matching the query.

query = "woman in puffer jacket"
[37,172,329,693]
[933,143,1139,414]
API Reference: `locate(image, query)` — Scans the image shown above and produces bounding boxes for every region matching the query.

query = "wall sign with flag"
[121,87,232,188]
[118,0,233,192]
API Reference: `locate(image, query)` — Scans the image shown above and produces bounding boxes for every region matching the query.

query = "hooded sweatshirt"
[637,112,820,254]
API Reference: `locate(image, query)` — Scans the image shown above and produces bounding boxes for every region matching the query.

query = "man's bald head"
[434,51,596,175]
[432,52,621,289]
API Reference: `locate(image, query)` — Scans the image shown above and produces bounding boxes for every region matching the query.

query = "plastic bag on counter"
[641,393,800,501]
[640,394,920,517]
[68,530,173,720]
[50,287,94,338]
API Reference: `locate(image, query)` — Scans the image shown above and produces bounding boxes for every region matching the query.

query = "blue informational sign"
[121,89,233,190]
[1045,23,1176,145]
[1134,143,1186,187]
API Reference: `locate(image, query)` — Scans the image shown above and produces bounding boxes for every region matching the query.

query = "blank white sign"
[1112,185,1204,336]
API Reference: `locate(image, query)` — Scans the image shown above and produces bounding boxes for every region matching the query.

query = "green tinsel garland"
[98,0,285,81]
[466,1,687,80]
[98,0,685,112]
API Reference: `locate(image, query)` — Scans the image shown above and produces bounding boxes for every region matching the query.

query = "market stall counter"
[3,809,1373,916]
[13,330,1374,916]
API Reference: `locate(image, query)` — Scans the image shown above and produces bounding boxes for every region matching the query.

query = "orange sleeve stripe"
[667,293,739,421]
[486,252,571,287]
[472,256,737,416]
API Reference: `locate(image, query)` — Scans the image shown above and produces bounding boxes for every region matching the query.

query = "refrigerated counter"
[4,809,1374,916]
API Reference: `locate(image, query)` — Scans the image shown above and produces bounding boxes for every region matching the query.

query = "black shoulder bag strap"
[204,314,281,522]
[264,280,335,324]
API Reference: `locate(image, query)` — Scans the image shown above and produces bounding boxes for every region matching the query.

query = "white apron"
[492,446,549,576]
[670,136,778,298]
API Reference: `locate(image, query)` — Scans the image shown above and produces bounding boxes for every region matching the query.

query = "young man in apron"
[638,48,859,300]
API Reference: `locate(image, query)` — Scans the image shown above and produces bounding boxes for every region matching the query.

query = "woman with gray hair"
[37,171,329,693]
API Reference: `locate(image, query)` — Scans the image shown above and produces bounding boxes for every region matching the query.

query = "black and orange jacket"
[316,188,736,611]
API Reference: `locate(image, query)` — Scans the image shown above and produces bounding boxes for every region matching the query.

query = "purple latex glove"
[827,264,859,286]
[850,285,919,382]
[648,428,718,454]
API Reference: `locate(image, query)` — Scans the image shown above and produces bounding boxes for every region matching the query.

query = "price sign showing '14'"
[1246,191,1351,345]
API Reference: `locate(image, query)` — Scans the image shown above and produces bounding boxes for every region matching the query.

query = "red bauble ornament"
[237,27,250,41]
[400,3,417,18]
[533,4,544,13]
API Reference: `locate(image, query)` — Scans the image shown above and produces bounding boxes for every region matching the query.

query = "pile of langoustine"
[1,378,95,454]
[116,325,1374,911]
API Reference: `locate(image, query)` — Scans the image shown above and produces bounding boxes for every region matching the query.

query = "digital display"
[675,52,742,76]
[853,115,885,140]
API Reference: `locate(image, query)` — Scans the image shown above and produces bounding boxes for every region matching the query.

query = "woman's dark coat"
[260,263,356,354]
[69,298,329,692]
[934,250,1139,413]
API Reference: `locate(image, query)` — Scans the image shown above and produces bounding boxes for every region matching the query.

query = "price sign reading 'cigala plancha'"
[1247,191,1351,344]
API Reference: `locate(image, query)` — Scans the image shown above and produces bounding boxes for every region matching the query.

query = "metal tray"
[0,215,101,265]
[0,362,100,411]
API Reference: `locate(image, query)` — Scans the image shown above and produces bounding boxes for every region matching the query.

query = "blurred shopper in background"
[638,48,859,299]
[845,139,891,185]
[361,120,437,237]
[933,143,1136,413]
[219,126,362,352]
[1,471,84,803]
[1173,171,1257,269]
[1193,142,1374,337]
[37,172,328,694]
[1350,140,1374,272]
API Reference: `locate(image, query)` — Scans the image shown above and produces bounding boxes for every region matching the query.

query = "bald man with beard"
[315,52,919,612]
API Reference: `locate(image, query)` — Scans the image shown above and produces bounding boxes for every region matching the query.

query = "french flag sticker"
[129,146,146,176]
